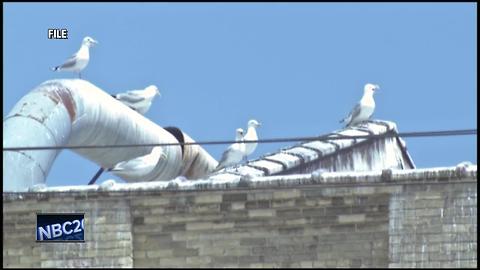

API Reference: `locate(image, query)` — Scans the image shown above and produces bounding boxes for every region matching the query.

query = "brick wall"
[389,183,477,268]
[3,168,477,268]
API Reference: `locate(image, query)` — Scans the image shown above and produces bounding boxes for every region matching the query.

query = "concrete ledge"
[3,164,477,201]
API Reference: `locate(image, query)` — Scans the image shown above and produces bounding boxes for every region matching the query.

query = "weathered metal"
[3,79,218,191]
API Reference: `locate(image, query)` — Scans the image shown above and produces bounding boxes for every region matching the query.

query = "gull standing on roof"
[109,147,168,179]
[51,36,98,79]
[243,119,261,161]
[111,85,161,114]
[215,128,246,172]
[340,83,380,127]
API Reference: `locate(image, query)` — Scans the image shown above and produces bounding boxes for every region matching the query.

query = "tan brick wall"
[3,178,477,268]
[3,195,133,268]
[388,184,477,268]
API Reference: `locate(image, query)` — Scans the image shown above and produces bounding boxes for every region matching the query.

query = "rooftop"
[4,163,475,197]
[207,120,415,182]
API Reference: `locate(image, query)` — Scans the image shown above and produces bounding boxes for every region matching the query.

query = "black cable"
[2,129,477,152]
[87,167,105,185]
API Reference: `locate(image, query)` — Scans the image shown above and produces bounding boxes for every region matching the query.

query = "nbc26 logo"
[36,213,85,242]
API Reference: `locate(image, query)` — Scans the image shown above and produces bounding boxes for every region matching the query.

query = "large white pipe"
[3,79,218,191]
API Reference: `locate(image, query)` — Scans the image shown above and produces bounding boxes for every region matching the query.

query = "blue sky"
[3,3,477,187]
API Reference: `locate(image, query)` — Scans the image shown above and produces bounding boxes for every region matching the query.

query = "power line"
[2,129,476,152]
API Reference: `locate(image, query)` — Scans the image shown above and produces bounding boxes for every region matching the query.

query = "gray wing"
[215,146,235,170]
[58,53,78,69]
[348,103,362,121]
[340,103,361,125]
[218,147,233,165]
[125,89,148,95]
[115,92,146,103]
[111,155,147,172]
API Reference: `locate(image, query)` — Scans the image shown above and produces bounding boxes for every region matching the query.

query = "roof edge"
[3,164,476,200]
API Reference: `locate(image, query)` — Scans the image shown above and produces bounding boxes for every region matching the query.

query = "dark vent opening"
[164,126,185,156]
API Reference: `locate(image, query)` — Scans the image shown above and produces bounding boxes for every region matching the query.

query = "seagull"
[109,147,168,179]
[88,145,166,185]
[243,119,261,161]
[51,36,98,79]
[214,128,246,172]
[111,85,161,115]
[88,85,161,185]
[340,83,380,127]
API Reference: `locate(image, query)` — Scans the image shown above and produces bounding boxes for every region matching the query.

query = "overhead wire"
[2,128,476,152]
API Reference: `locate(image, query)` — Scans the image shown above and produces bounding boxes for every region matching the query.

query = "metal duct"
[3,79,218,191]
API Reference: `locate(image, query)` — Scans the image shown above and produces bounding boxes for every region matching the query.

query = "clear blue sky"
[3,3,477,187]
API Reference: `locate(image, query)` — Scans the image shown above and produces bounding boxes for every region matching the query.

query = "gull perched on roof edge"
[51,36,98,79]
[243,119,261,161]
[89,147,168,185]
[215,128,246,172]
[340,83,380,127]
[109,147,168,179]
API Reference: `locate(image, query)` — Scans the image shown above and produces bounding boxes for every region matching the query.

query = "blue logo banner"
[36,213,85,242]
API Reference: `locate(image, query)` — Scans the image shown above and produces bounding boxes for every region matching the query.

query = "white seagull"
[109,147,168,179]
[215,128,246,171]
[243,119,261,160]
[111,85,161,115]
[51,36,98,78]
[340,83,380,127]
[88,85,161,185]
